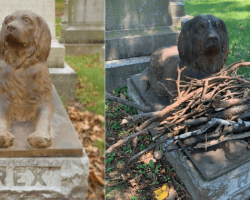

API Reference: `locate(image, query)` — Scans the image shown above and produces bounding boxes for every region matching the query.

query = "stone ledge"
[106,30,180,61]
[47,39,65,69]
[172,15,193,27]
[49,62,77,101]
[170,2,186,17]
[105,56,150,92]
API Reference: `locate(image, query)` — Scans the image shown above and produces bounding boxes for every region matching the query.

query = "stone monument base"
[127,77,250,200]
[0,85,89,199]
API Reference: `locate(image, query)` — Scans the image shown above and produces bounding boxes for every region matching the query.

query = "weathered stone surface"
[49,62,77,101]
[106,56,150,92]
[0,154,89,200]
[170,2,186,17]
[106,28,180,61]
[222,140,248,159]
[61,0,104,56]
[181,18,191,27]
[164,147,250,200]
[47,40,65,68]
[106,0,172,31]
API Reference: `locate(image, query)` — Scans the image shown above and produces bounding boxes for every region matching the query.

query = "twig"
[158,82,174,97]
[105,92,152,112]
[128,138,169,163]
[105,123,159,155]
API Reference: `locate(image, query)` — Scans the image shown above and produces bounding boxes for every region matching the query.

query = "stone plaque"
[0,166,61,190]
[0,156,89,199]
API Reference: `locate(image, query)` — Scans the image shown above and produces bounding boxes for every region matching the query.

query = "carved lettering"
[0,168,6,185]
[30,168,46,186]
[238,172,248,189]
[13,167,25,186]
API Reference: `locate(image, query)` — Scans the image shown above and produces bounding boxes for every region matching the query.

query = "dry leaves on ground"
[68,106,105,200]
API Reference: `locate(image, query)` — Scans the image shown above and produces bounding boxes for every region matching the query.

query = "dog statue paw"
[27,130,52,149]
[0,129,14,148]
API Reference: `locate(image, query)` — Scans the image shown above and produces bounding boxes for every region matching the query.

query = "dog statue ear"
[219,19,229,63]
[34,16,51,62]
[0,16,9,59]
[178,19,193,68]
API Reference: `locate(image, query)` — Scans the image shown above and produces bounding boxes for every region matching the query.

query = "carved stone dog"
[0,10,53,149]
[148,14,229,96]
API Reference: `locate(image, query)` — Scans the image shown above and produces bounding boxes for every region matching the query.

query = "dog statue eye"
[215,22,221,29]
[5,18,12,25]
[23,17,31,23]
[196,24,205,31]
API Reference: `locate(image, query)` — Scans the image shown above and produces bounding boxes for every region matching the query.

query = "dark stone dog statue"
[148,14,229,97]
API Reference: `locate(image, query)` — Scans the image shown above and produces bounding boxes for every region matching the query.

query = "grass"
[55,0,65,13]
[55,18,62,40]
[183,0,250,77]
[54,0,105,116]
[65,54,105,116]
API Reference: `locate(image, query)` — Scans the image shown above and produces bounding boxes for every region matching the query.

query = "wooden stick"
[105,123,159,155]
[193,131,250,149]
[158,82,175,97]
[128,138,169,163]
[105,92,152,112]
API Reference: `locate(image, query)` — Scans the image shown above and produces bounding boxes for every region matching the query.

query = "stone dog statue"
[148,14,229,96]
[0,10,53,149]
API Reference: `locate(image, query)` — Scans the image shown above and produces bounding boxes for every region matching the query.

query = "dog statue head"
[0,10,51,68]
[178,14,229,74]
[146,14,229,97]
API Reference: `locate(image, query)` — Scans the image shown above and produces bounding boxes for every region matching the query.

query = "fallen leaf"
[166,187,177,200]
[121,119,129,125]
[154,150,163,160]
[116,162,125,169]
[169,172,176,178]
[132,136,138,148]
[120,93,126,100]
[129,179,137,187]
[135,174,143,184]
[121,174,127,181]
[140,152,156,164]
[148,171,157,181]
[154,184,170,200]
[89,170,105,185]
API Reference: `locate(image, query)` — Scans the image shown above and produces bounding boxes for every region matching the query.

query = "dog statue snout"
[7,24,15,31]
[208,30,219,43]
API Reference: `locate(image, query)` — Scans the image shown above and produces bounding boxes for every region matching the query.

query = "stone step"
[170,2,186,17]
[106,26,180,61]
[105,56,150,92]
[172,15,194,27]
[49,62,77,101]
[47,39,65,68]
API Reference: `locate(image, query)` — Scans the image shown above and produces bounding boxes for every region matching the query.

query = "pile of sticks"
[106,60,250,162]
